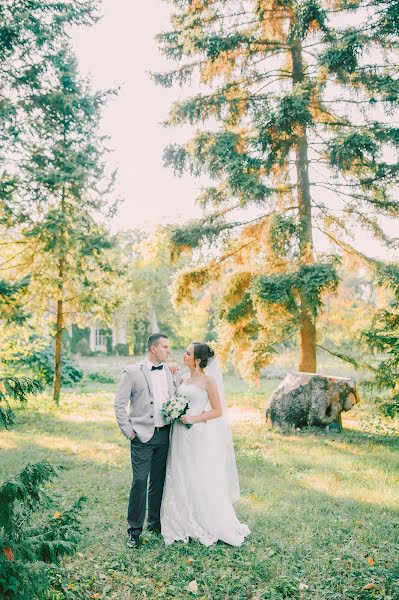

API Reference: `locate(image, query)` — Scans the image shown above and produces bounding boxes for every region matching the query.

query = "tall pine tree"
[0,2,104,403]
[0,0,99,224]
[20,46,119,404]
[155,0,399,380]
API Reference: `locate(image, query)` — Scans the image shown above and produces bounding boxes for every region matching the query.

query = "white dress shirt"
[145,359,168,427]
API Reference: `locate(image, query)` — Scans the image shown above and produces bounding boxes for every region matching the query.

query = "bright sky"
[71,0,202,231]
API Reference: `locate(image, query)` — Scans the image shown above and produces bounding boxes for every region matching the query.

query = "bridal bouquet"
[162,394,192,429]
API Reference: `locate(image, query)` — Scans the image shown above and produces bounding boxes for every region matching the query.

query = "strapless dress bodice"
[177,382,209,416]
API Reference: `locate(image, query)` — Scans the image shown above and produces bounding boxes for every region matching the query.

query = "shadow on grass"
[1,403,399,598]
[7,403,120,443]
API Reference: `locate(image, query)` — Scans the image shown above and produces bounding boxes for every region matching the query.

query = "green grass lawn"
[1,365,399,599]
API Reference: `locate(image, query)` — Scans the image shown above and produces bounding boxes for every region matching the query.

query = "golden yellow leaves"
[224,87,249,126]
[188,0,205,14]
[200,51,237,84]
[256,0,289,41]
[171,266,215,307]
[324,0,362,10]
[222,272,253,305]
[235,137,247,154]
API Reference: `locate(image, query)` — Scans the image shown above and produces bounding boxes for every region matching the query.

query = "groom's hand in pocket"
[130,431,136,440]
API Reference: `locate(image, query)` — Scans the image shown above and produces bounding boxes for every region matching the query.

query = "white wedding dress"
[161,382,250,547]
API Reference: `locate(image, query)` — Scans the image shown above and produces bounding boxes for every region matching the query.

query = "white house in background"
[66,312,129,354]
[88,318,128,352]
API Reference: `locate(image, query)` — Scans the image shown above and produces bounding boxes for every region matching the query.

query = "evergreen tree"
[155,0,399,380]
[362,263,399,417]
[19,46,119,404]
[0,0,99,224]
[0,277,43,428]
[0,462,86,599]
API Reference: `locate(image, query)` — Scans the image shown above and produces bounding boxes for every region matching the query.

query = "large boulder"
[265,371,360,429]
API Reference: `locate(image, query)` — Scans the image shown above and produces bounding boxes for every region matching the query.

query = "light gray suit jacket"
[114,361,181,443]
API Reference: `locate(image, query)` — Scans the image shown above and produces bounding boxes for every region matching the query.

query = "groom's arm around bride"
[114,336,181,443]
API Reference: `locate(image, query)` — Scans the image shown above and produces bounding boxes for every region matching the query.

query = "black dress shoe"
[126,534,140,549]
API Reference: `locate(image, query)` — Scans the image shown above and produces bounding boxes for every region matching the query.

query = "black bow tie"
[151,365,164,371]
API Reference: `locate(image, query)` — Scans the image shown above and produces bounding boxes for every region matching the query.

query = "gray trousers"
[127,426,170,535]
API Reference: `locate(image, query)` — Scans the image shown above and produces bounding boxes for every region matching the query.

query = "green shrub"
[87,371,116,384]
[75,338,92,356]
[377,397,399,419]
[0,462,86,599]
[114,343,129,356]
[24,343,83,386]
[114,344,129,356]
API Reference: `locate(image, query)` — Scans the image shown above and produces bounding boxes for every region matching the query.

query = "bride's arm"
[179,377,222,425]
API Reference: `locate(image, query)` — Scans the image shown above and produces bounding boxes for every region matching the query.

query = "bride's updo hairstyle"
[193,342,215,369]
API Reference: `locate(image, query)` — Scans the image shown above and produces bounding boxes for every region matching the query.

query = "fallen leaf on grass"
[367,557,374,566]
[187,580,198,594]
[90,594,100,599]
[299,582,310,590]
[363,583,375,590]
[3,547,14,561]
[185,557,194,564]
[53,512,61,519]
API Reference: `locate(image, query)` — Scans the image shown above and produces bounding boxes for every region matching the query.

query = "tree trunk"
[265,372,360,429]
[53,182,66,405]
[149,307,159,334]
[291,19,317,373]
[53,257,64,405]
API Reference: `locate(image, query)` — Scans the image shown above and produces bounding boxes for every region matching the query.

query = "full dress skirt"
[161,383,250,547]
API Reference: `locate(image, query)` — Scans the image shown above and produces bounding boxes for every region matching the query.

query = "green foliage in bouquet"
[0,462,86,600]
[162,394,192,428]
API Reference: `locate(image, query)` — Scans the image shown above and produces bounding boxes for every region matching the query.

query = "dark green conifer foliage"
[0,462,86,599]
[363,264,399,416]
[0,277,42,428]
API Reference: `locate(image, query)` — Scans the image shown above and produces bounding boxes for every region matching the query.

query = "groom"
[114,333,181,549]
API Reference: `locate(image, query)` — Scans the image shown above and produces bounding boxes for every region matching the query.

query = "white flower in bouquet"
[162,394,192,428]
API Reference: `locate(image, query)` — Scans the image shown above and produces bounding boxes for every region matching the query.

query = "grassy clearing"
[1,361,399,599]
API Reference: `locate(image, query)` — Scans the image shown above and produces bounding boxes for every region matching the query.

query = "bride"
[161,342,250,547]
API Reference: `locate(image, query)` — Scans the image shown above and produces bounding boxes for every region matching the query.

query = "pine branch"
[316,343,377,372]
[0,376,43,429]
[315,226,382,265]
